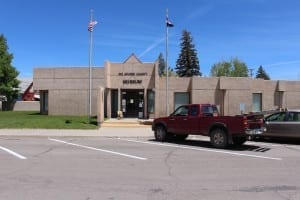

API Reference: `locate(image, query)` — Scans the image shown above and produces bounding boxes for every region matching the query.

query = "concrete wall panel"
[192,77,219,90]
[13,101,40,111]
[220,77,251,90]
[285,91,300,109]
[49,89,99,116]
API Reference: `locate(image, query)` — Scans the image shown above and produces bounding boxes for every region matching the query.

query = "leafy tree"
[157,53,166,76]
[256,65,270,80]
[175,30,201,77]
[231,58,249,77]
[210,58,249,77]
[0,34,20,110]
[210,61,231,77]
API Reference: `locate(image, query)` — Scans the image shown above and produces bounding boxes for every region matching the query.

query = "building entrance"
[121,89,144,118]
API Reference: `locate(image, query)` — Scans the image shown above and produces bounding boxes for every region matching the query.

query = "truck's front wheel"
[210,129,228,148]
[155,125,167,142]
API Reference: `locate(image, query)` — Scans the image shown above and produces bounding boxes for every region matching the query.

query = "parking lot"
[1,131,300,200]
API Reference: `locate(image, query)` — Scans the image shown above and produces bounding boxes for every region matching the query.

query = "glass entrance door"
[121,90,144,118]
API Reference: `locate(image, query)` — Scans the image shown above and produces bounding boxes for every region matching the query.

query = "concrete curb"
[0,127,154,138]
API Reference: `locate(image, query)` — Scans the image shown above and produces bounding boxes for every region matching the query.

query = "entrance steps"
[101,118,153,128]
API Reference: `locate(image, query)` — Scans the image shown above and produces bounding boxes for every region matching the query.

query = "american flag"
[88,20,98,32]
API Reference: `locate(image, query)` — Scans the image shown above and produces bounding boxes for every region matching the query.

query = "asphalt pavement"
[1,135,300,200]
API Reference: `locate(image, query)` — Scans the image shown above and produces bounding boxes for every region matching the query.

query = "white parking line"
[0,146,27,160]
[48,138,147,161]
[247,141,300,149]
[246,141,281,147]
[117,138,282,161]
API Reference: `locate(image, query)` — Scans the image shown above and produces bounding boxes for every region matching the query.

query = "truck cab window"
[190,106,199,116]
[201,106,214,116]
[173,106,189,116]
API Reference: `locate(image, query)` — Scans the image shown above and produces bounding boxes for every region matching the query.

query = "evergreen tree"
[175,30,201,77]
[0,34,20,110]
[210,58,249,77]
[157,53,166,76]
[256,65,270,80]
[167,67,176,77]
[158,53,176,77]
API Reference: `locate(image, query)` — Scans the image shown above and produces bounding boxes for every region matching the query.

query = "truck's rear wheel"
[210,129,228,148]
[154,125,167,142]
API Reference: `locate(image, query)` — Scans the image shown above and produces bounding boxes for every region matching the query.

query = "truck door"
[168,105,189,134]
[189,105,200,134]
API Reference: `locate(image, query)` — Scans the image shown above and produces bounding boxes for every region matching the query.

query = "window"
[111,90,118,118]
[266,112,286,121]
[173,106,189,116]
[252,93,262,112]
[190,105,199,116]
[174,92,190,110]
[287,112,300,122]
[202,106,212,114]
[147,90,155,113]
[41,90,48,114]
[201,105,219,116]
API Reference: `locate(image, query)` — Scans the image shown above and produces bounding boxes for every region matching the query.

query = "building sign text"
[119,72,147,84]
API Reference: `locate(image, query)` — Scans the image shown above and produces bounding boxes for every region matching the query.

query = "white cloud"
[264,60,300,67]
[138,37,164,58]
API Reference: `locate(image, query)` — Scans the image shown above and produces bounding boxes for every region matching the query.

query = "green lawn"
[0,111,98,129]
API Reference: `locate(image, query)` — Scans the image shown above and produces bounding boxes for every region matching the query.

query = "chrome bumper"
[245,127,266,135]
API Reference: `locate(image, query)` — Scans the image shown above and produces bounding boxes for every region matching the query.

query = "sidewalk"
[101,118,153,128]
[0,127,154,137]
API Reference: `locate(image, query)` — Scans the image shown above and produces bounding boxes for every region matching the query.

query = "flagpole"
[88,9,93,123]
[165,9,169,116]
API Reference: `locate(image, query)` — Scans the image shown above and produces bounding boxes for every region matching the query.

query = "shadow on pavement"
[148,138,271,153]
[253,137,300,145]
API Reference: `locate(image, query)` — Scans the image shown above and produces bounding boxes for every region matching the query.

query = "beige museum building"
[33,54,300,121]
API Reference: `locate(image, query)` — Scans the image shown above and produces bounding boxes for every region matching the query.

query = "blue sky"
[1,0,300,80]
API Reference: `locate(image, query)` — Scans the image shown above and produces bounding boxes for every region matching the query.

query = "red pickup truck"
[152,104,263,148]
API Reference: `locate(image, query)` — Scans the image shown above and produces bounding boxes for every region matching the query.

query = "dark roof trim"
[123,53,142,64]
